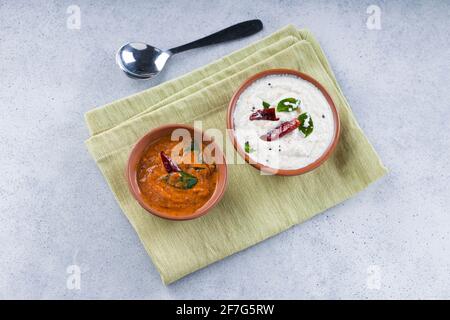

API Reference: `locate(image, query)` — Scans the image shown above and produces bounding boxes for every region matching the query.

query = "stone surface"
[0,0,449,299]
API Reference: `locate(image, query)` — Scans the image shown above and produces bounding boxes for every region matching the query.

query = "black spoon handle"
[168,19,263,55]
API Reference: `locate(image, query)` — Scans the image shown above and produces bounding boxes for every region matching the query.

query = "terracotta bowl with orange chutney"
[127,124,228,221]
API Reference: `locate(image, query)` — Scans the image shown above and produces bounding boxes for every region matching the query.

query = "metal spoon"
[116,19,263,80]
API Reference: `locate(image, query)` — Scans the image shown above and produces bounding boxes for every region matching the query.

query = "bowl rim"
[226,68,341,176]
[126,123,228,221]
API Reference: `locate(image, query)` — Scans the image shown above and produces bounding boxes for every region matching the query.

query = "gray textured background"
[1,0,449,299]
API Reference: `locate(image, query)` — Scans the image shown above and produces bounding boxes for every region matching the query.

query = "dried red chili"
[249,108,279,121]
[160,151,181,173]
[260,118,301,141]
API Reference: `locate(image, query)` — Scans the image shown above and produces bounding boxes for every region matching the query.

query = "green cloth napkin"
[85,25,387,284]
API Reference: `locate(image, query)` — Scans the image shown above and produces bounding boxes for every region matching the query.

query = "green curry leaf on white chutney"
[244,141,254,153]
[276,98,300,112]
[298,112,314,137]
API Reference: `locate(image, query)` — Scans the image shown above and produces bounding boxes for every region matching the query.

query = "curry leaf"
[262,101,271,109]
[244,141,254,153]
[277,98,300,112]
[163,171,198,189]
[179,172,197,189]
[298,112,314,137]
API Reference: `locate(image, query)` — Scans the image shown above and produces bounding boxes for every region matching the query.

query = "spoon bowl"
[116,42,171,79]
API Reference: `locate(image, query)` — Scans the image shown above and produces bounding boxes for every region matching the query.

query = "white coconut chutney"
[233,74,335,170]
